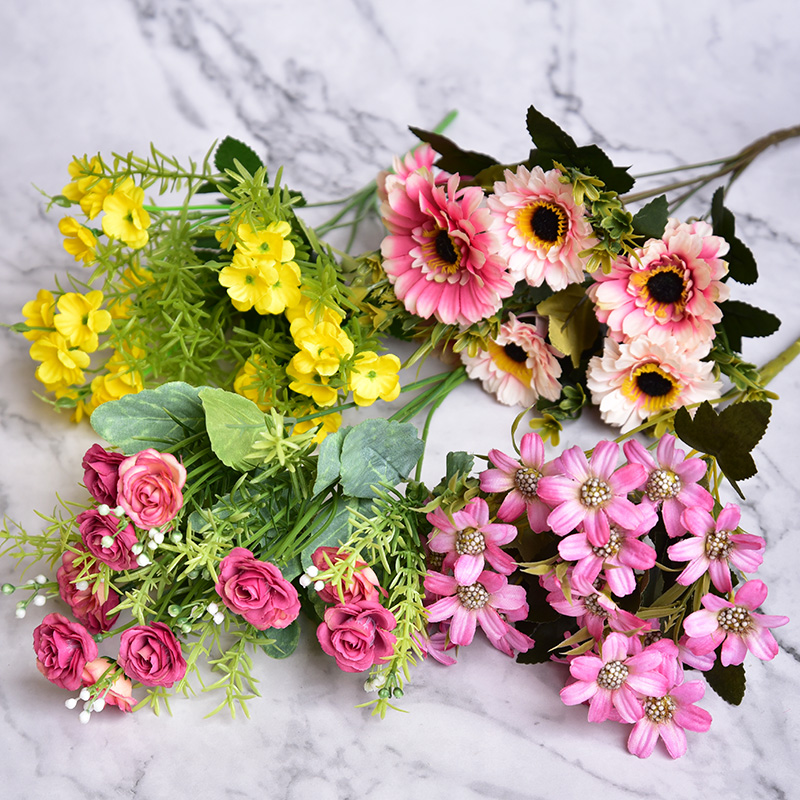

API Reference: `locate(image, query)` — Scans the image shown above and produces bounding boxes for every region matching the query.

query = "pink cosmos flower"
[668,504,765,592]
[316,601,397,673]
[57,549,120,634]
[623,435,713,538]
[677,635,716,672]
[117,448,187,529]
[424,569,528,647]
[480,431,553,532]
[537,440,646,546]
[487,165,597,291]
[484,602,535,657]
[426,497,517,584]
[33,613,98,691]
[627,678,712,759]
[460,313,562,406]
[683,579,789,666]
[587,218,730,345]
[586,335,722,433]
[380,170,515,326]
[560,632,671,723]
[118,622,187,687]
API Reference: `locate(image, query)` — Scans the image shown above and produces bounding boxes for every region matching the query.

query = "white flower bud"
[298,574,312,588]
[79,710,91,724]
[75,581,89,592]
[34,574,47,585]
[213,612,225,625]
[305,565,319,578]
[100,536,114,549]
[113,506,125,518]
[15,608,26,619]
[131,543,144,555]
[136,554,151,567]
[33,595,46,607]
[206,602,218,615]
[79,688,91,701]
[313,580,325,592]
[97,504,111,516]
[64,698,78,710]
[147,540,158,551]
[93,698,106,713]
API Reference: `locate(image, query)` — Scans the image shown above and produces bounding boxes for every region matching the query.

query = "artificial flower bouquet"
[3,105,798,758]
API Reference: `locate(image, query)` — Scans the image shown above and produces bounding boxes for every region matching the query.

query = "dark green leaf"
[706,658,746,705]
[632,195,669,239]
[710,188,758,284]
[256,620,300,659]
[214,136,265,178]
[718,300,781,351]
[445,451,474,481]
[572,144,635,195]
[525,105,577,153]
[408,126,498,175]
[299,497,374,569]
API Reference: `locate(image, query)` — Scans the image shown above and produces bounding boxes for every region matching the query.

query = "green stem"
[759,334,800,386]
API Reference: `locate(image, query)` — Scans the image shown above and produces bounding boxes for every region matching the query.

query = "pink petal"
[601,632,630,662]
[547,500,587,535]
[519,433,544,468]
[708,559,733,593]
[681,506,714,538]
[449,606,477,646]
[744,627,780,661]
[660,720,688,759]
[424,571,457,596]
[424,595,460,623]
[587,687,614,722]
[734,579,769,609]
[453,554,484,585]
[720,634,748,666]
[628,718,659,758]
[560,679,598,707]
[609,463,647,495]
[537,475,579,505]
[480,466,516,493]
[569,654,603,682]
[590,440,621,480]
[526,500,551,533]
[683,609,720,637]
[716,503,741,532]
[497,491,526,521]
[583,509,610,547]
[558,446,591,482]
[613,684,645,723]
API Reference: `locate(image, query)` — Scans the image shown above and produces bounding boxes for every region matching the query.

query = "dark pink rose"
[33,612,98,690]
[215,547,300,630]
[118,622,186,687]
[77,508,139,571]
[311,546,383,605]
[316,601,397,673]
[117,448,187,529]
[82,444,126,506]
[57,550,120,634]
[82,657,135,712]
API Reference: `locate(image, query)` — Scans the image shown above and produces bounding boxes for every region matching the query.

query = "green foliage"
[711,188,758,284]
[537,285,599,368]
[214,136,265,179]
[200,387,267,471]
[717,300,781,352]
[255,620,300,660]
[631,194,669,239]
[706,659,746,706]
[407,126,498,175]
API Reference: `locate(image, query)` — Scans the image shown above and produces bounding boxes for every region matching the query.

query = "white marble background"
[1,1,799,798]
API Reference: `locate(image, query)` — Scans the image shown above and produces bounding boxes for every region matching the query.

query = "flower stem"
[759,334,800,387]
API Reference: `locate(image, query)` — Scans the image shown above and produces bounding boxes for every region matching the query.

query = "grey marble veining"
[1,1,799,797]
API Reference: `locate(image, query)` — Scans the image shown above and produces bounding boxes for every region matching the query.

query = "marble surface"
[1,1,799,797]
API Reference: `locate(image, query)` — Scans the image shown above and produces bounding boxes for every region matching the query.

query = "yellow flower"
[29,332,90,387]
[233,355,273,411]
[62,156,108,215]
[253,259,302,315]
[237,221,296,263]
[290,318,354,376]
[219,257,278,312]
[286,358,339,407]
[54,291,112,353]
[292,408,342,444]
[285,296,343,327]
[58,216,97,265]
[348,351,402,406]
[21,289,56,341]
[102,178,151,248]
[53,386,95,423]
[89,368,143,407]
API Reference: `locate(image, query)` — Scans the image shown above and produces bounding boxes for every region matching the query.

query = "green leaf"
[408,126,498,175]
[571,144,634,195]
[711,188,758,284]
[706,659,746,705]
[299,497,374,569]
[537,285,600,367]
[312,428,347,495]
[632,195,669,239]
[90,382,206,454]
[445,451,474,481]
[525,105,577,153]
[718,300,781,351]
[339,419,425,499]
[255,620,300,660]
[199,388,267,472]
[214,136,265,179]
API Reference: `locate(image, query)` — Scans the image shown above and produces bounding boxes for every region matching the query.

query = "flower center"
[705,529,733,560]
[596,660,629,690]
[419,228,463,277]
[457,582,490,610]
[621,363,682,413]
[504,343,528,363]
[514,466,542,498]
[643,694,676,724]
[717,605,752,633]
[455,528,486,556]
[583,593,609,618]
[487,340,533,385]
[592,526,622,559]
[647,269,686,305]
[645,468,682,502]
[632,258,689,317]
[580,477,612,508]
[519,200,568,249]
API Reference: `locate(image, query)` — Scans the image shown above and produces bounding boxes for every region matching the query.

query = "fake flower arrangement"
[3,106,798,759]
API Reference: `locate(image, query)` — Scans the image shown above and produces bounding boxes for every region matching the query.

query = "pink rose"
[215,547,300,630]
[118,622,187,687]
[82,657,135,712]
[117,448,187,529]
[316,601,397,673]
[33,612,98,690]
[57,550,120,634]
[82,444,126,506]
[77,508,139,571]
[311,546,383,605]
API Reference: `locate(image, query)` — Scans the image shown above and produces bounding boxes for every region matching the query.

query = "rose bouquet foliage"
[3,105,798,757]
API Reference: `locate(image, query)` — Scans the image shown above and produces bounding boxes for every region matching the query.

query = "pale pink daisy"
[424,569,528,647]
[485,603,535,657]
[380,171,514,326]
[376,144,446,202]
[426,497,517,584]
[537,440,646,546]
[461,313,562,406]
[623,434,714,538]
[488,165,597,290]
[587,218,730,345]
[586,335,722,433]
[480,431,553,532]
[668,504,765,592]
[683,579,789,666]
[627,678,712,759]
[560,632,670,723]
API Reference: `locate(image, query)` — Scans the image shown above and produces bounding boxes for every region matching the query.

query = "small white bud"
[79,710,91,724]
[34,574,47,585]
[79,688,91,701]
[33,595,46,607]
[65,697,78,710]
[97,504,111,516]
[131,543,144,555]
[15,608,26,619]
[148,527,161,538]
[136,554,151,567]
[213,612,225,625]
[113,506,125,518]
[171,532,182,544]
[152,532,164,545]
[100,536,114,549]
[93,698,106,712]
[305,565,319,579]
[147,540,158,551]
[75,580,89,592]
[298,574,312,588]
[313,580,325,592]
[206,602,218,615]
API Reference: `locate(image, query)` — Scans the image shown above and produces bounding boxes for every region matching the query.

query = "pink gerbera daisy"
[376,144,446,202]
[487,165,597,290]
[380,171,514,326]
[587,218,730,345]
[586,335,722,433]
[461,313,562,406]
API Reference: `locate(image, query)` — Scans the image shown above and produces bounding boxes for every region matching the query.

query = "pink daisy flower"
[426,497,518,584]
[627,678,712,759]
[587,218,730,345]
[668,504,765,592]
[484,603,535,657]
[479,431,553,532]
[623,434,713,538]
[487,165,597,290]
[537,440,646,546]
[683,579,789,666]
[586,335,722,433]
[560,632,671,723]
[461,313,562,406]
[424,569,528,647]
[377,144,446,202]
[380,171,514,326]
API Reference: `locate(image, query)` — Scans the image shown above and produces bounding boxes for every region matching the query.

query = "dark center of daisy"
[504,343,528,363]
[646,270,685,304]
[636,371,674,397]
[530,205,563,243]
[434,229,459,264]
